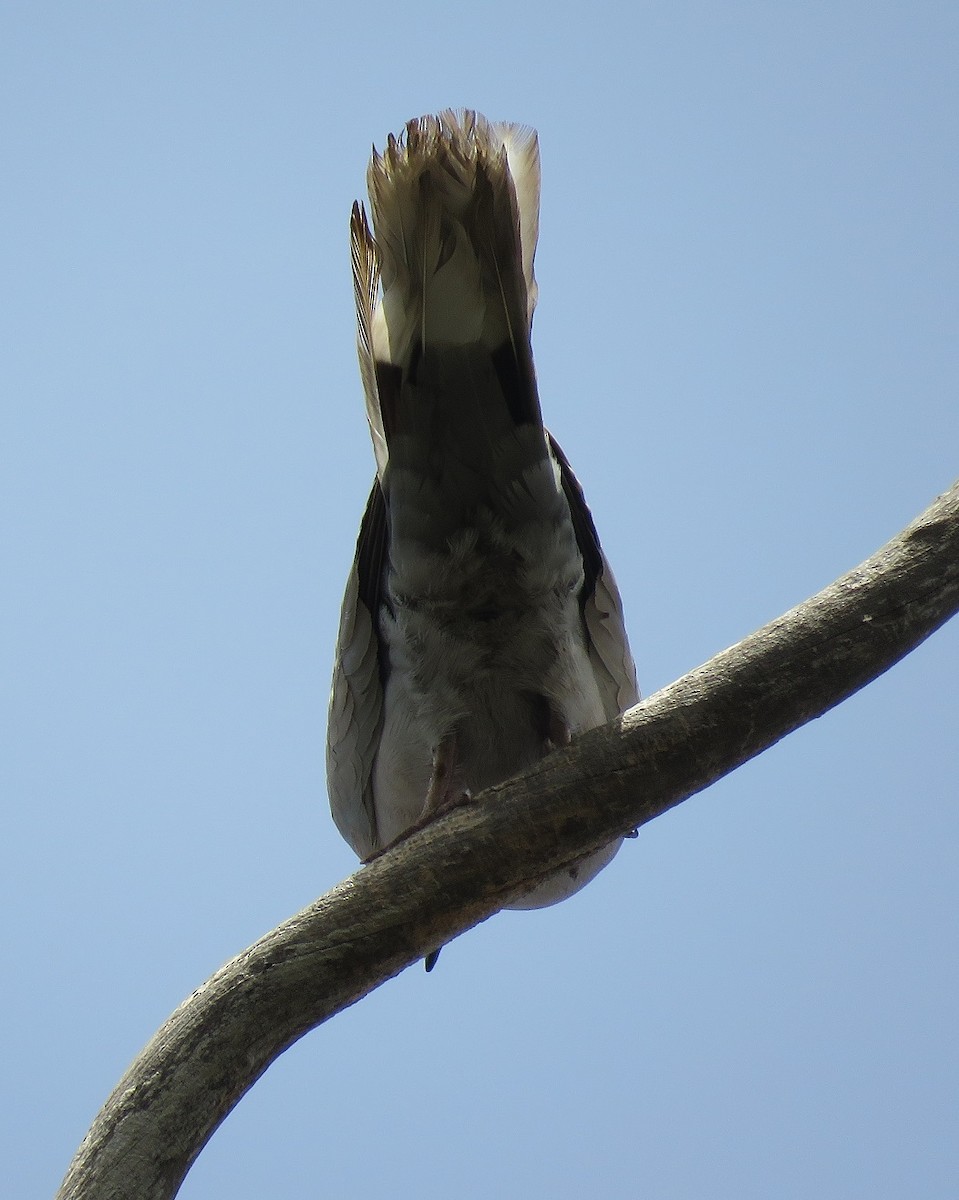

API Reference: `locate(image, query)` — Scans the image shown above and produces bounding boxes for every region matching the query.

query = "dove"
[327,111,638,950]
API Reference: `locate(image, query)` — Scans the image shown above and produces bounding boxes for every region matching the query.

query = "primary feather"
[328,110,638,921]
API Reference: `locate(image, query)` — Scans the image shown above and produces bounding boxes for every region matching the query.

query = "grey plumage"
[327,111,638,916]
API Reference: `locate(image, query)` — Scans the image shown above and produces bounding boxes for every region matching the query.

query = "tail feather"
[352,110,543,479]
[350,202,388,478]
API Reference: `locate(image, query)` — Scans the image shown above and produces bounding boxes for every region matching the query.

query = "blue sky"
[3,4,957,1196]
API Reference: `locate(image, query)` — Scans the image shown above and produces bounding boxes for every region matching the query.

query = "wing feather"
[549,433,640,716]
[327,481,388,858]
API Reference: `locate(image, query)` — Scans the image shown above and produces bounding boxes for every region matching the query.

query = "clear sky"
[3,4,957,1197]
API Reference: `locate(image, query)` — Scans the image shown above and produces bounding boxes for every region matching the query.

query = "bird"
[327,111,638,963]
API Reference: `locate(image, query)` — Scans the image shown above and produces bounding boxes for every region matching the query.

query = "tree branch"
[57,480,959,1200]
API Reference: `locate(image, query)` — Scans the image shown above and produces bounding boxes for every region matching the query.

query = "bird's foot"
[361,790,473,863]
[424,731,459,811]
[546,707,572,751]
[361,734,472,864]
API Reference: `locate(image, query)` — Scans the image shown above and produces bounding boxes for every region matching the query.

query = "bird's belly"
[371,657,620,909]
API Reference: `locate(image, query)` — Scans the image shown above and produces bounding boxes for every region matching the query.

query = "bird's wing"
[549,433,640,717]
[326,479,388,858]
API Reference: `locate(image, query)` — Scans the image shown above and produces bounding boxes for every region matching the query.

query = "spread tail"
[351,111,543,478]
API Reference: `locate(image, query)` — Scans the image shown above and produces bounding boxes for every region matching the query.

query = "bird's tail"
[352,111,542,479]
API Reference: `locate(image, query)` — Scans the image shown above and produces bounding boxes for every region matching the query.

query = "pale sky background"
[3,4,958,1197]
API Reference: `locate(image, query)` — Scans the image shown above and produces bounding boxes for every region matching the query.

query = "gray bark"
[57,480,959,1200]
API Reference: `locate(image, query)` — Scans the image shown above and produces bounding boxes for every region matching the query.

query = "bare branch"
[57,480,959,1200]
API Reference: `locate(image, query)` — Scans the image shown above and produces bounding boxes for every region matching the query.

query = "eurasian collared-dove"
[327,111,638,947]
